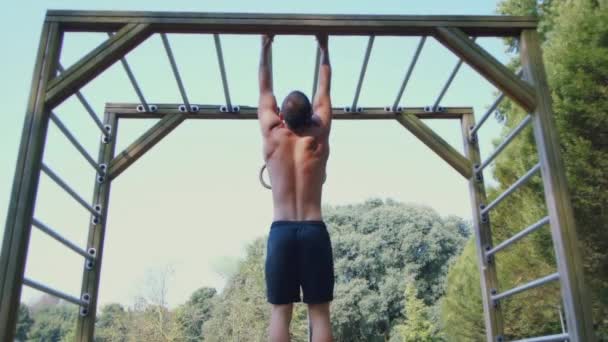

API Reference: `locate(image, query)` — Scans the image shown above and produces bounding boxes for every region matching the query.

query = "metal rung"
[350,36,375,111]
[160,33,191,111]
[57,64,107,135]
[23,277,89,307]
[510,333,569,342]
[214,34,233,111]
[486,216,550,257]
[492,272,559,303]
[50,112,103,174]
[432,37,476,111]
[32,218,93,260]
[469,69,523,136]
[41,163,99,217]
[477,115,532,172]
[481,163,541,215]
[312,45,321,100]
[392,36,426,110]
[108,33,149,112]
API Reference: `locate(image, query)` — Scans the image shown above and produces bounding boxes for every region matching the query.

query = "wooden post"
[0,22,63,341]
[75,112,118,341]
[461,113,504,341]
[520,30,595,342]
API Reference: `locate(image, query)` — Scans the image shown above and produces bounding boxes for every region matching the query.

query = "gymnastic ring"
[259,164,272,189]
[259,164,327,190]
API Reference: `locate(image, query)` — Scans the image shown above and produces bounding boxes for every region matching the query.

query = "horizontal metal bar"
[57,64,107,134]
[510,333,569,342]
[214,34,232,111]
[41,163,99,216]
[32,218,92,259]
[481,162,541,215]
[160,33,191,110]
[351,36,375,111]
[432,37,476,110]
[477,114,532,171]
[492,272,560,302]
[487,216,550,257]
[50,112,102,173]
[23,277,88,306]
[107,103,471,119]
[469,69,523,136]
[46,11,537,37]
[108,32,149,111]
[392,36,426,110]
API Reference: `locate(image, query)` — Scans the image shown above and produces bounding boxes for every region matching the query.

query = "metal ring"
[259,164,326,190]
[259,164,272,189]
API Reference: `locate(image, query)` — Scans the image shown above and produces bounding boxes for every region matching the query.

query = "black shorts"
[265,221,334,304]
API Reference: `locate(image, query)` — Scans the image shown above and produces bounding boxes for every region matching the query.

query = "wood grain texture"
[461,113,504,341]
[434,27,537,112]
[45,23,152,108]
[75,113,118,341]
[396,112,473,179]
[520,29,595,342]
[45,10,536,36]
[0,22,63,342]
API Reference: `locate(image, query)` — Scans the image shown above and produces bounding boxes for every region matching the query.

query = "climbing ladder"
[0,11,595,342]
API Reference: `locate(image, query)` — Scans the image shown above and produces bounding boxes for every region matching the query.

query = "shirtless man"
[258,34,333,342]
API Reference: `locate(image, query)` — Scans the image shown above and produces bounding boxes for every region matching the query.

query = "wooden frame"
[0,10,595,342]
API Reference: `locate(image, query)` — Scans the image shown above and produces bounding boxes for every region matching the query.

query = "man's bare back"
[258,34,334,342]
[263,117,329,221]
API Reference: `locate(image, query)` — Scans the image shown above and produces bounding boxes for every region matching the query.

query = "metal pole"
[50,112,103,173]
[511,333,570,342]
[350,36,375,112]
[214,34,233,111]
[32,218,93,259]
[160,33,192,111]
[312,45,320,100]
[392,36,426,110]
[432,37,476,111]
[40,163,100,217]
[492,272,560,302]
[486,216,550,257]
[23,278,89,307]
[477,114,532,172]
[481,163,541,215]
[108,32,149,111]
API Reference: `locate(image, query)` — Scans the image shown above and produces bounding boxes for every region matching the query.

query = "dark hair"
[281,90,312,129]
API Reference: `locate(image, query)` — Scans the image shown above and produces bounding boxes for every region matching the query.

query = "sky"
[0,0,516,309]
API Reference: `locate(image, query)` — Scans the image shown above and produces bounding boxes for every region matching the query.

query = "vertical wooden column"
[75,112,118,341]
[461,113,504,341]
[0,22,63,341]
[520,30,595,342]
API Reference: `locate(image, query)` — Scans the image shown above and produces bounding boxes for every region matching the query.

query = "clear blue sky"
[0,0,513,308]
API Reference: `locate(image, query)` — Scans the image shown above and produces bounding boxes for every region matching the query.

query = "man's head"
[280,90,312,130]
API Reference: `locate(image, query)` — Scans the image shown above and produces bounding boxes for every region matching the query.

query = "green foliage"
[391,282,434,341]
[443,0,608,339]
[27,302,77,342]
[16,304,33,341]
[204,199,469,341]
[174,287,217,341]
[96,303,129,342]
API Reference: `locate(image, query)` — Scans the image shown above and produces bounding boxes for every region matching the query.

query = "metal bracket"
[344,106,363,113]
[384,106,403,113]
[220,105,240,113]
[424,105,446,113]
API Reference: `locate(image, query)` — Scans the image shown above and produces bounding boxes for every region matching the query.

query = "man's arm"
[313,34,332,131]
[258,34,281,136]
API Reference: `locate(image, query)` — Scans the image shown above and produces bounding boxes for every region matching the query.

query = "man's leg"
[308,303,332,342]
[269,303,293,342]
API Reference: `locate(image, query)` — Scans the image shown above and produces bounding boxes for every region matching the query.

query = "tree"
[391,282,434,341]
[16,304,33,341]
[27,302,77,341]
[174,287,217,341]
[96,303,129,342]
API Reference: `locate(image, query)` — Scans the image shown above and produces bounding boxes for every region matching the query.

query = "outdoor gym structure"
[0,10,596,342]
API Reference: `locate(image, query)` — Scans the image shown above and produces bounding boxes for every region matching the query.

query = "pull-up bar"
[108,32,150,112]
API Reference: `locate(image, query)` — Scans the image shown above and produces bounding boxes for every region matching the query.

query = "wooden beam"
[395,112,472,179]
[108,113,187,180]
[461,113,504,340]
[520,29,596,342]
[0,22,63,341]
[108,104,471,120]
[45,23,152,108]
[46,10,537,36]
[75,112,118,341]
[434,27,537,112]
